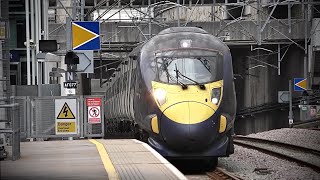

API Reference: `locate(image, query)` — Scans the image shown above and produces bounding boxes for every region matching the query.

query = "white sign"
[65,88,76,95]
[278,91,290,103]
[88,106,101,124]
[86,98,102,124]
[66,72,75,81]
[74,50,94,73]
[55,99,77,135]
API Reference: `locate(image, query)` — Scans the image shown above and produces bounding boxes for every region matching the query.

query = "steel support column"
[25,0,31,85]
[31,0,36,85]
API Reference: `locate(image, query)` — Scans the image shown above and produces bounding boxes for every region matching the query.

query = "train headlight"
[211,88,221,105]
[180,39,192,48]
[153,88,167,106]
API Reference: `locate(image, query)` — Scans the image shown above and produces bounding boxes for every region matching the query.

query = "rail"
[292,117,320,128]
[207,167,243,180]
[233,135,320,172]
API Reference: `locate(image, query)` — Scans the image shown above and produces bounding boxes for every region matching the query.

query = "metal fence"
[31,96,81,138]
[14,97,28,141]
[0,103,20,161]
[15,96,104,139]
[83,96,105,138]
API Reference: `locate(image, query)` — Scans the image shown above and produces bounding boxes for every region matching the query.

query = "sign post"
[289,80,293,127]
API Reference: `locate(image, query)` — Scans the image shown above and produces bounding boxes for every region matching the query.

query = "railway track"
[206,167,243,180]
[233,135,320,172]
[292,117,320,129]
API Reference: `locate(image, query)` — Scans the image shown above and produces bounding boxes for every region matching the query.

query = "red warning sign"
[86,98,101,106]
[86,98,102,124]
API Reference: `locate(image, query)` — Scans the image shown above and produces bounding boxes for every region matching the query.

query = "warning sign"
[87,98,102,124]
[56,122,76,133]
[55,99,77,135]
[86,98,102,106]
[88,106,101,124]
[57,103,76,119]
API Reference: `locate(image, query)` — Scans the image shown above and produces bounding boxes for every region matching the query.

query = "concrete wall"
[232,45,305,135]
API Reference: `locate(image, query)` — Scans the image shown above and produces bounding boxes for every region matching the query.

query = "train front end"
[139,27,235,159]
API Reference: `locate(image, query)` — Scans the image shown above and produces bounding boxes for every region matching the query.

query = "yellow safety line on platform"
[89,139,119,180]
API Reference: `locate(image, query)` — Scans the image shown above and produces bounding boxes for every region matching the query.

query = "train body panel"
[105,27,236,159]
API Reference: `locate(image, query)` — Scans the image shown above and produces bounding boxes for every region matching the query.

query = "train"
[104,27,236,168]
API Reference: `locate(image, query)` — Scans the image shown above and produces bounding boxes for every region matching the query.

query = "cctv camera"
[23,39,35,47]
[29,39,34,45]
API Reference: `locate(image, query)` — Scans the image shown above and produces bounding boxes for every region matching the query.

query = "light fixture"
[211,88,221,105]
[153,88,167,106]
[180,39,192,48]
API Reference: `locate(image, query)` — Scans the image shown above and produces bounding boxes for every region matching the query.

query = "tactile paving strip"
[98,139,180,180]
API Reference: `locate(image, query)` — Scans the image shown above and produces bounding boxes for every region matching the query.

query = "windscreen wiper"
[164,66,188,89]
[174,67,206,90]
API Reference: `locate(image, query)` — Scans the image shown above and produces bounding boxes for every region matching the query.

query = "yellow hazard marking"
[89,139,119,180]
[72,23,97,49]
[57,102,76,119]
[296,79,307,90]
[56,122,76,133]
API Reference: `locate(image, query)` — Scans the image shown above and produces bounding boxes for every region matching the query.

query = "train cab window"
[155,50,223,84]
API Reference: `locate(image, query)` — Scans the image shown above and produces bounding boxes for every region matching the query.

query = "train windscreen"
[154,50,223,84]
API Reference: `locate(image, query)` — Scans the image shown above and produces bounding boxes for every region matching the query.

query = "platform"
[1,139,187,180]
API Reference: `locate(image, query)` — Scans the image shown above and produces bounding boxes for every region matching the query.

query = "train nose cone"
[161,102,218,151]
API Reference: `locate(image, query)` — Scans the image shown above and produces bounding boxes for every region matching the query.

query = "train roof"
[158,27,209,35]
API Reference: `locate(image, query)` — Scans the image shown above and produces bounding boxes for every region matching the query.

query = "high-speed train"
[104,27,236,168]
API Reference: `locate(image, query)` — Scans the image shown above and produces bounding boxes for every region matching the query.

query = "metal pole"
[72,0,77,19]
[81,0,85,21]
[35,0,40,87]
[211,0,215,21]
[278,44,280,75]
[36,0,41,52]
[66,18,72,51]
[43,0,49,40]
[25,0,31,85]
[69,1,76,140]
[257,0,261,45]
[288,1,291,33]
[303,0,308,89]
[289,80,293,127]
[177,0,180,27]
[148,0,152,37]
[30,0,36,85]
[43,0,50,85]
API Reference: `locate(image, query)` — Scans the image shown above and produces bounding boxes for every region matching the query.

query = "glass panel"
[156,53,222,85]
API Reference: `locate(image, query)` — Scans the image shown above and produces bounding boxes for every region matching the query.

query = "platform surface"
[0,139,186,180]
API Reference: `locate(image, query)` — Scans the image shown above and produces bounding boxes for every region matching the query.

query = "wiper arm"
[164,66,187,89]
[175,69,206,90]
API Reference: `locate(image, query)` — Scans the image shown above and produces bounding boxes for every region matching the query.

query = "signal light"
[65,51,79,65]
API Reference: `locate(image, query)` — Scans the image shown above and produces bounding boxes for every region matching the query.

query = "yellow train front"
[105,27,236,165]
